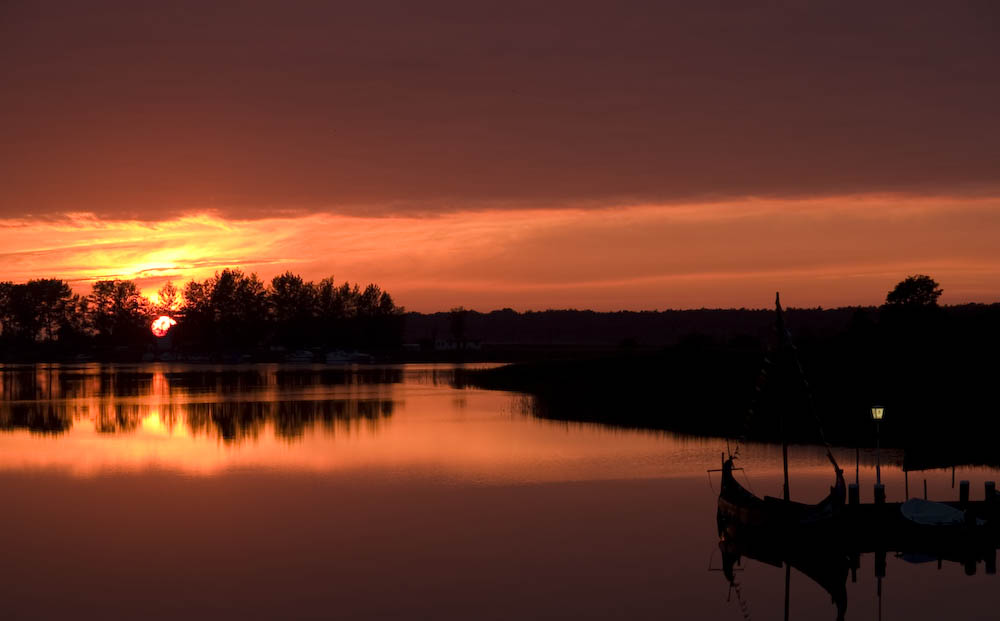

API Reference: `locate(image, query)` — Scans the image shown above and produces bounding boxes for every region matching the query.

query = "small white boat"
[900,498,968,526]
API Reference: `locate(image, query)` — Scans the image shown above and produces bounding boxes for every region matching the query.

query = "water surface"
[0,363,994,619]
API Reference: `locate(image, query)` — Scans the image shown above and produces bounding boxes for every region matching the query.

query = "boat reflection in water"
[714,458,1000,620]
[714,293,999,619]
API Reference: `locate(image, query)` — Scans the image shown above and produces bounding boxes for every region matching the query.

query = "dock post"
[848,483,860,506]
[923,479,927,500]
[960,480,970,507]
[986,481,997,519]
[874,482,886,506]
[988,548,997,576]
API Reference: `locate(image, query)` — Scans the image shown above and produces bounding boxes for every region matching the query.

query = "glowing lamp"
[151,316,177,338]
[871,405,885,484]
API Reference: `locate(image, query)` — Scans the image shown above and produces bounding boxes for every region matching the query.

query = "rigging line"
[732,579,753,621]
[731,349,775,460]
[775,294,841,471]
[739,468,755,494]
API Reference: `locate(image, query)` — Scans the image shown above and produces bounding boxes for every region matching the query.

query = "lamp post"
[871,406,885,484]
[871,405,886,621]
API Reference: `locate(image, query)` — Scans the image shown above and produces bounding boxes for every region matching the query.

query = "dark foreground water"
[0,363,995,620]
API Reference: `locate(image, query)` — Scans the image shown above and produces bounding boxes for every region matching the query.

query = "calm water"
[0,363,995,620]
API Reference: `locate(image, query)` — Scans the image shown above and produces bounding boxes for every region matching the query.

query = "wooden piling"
[848,483,859,506]
[960,480,970,506]
[874,483,886,506]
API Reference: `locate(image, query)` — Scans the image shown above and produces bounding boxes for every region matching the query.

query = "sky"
[2,1,998,311]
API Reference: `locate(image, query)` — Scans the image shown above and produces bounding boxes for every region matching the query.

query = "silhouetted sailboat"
[716,293,846,535]
[713,293,847,620]
[712,294,1000,620]
[718,453,846,535]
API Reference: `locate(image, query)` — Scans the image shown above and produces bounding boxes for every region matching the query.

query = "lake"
[0,363,995,620]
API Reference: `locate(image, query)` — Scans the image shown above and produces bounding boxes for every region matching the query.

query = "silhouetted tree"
[0,279,79,344]
[1,270,407,359]
[357,284,383,317]
[155,281,180,315]
[449,306,467,347]
[179,269,268,350]
[353,284,403,348]
[269,271,316,348]
[32,279,79,341]
[0,281,43,342]
[885,275,942,307]
[88,280,152,346]
[314,278,348,320]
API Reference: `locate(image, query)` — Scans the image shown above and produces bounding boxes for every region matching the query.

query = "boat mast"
[775,292,790,502]
[776,291,793,621]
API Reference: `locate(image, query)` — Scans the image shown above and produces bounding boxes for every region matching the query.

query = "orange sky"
[2,2,998,310]
[1,194,998,311]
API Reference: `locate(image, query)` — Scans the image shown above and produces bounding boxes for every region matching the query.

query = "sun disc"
[151,315,177,337]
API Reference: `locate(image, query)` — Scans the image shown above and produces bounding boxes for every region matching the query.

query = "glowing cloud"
[0,194,999,311]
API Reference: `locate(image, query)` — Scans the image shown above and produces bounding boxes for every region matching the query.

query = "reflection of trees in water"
[0,366,400,439]
[0,366,406,403]
[94,403,143,434]
[165,367,405,394]
[0,398,395,440]
[0,403,73,434]
[271,399,394,440]
[0,368,76,401]
[184,399,395,442]
[271,368,404,388]
[185,401,269,442]
[393,367,468,387]
[0,368,156,401]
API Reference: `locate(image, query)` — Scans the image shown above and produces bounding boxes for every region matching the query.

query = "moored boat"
[716,292,846,537]
[717,452,846,536]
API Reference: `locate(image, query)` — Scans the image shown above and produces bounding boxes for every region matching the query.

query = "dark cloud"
[2,0,998,219]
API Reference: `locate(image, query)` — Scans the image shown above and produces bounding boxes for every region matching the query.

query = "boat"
[717,452,846,537]
[716,293,846,536]
[900,497,970,527]
[712,294,1000,620]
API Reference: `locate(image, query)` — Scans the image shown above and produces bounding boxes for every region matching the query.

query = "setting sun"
[150,315,177,338]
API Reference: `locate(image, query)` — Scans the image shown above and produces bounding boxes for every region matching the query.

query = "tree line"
[0,270,403,359]
[465,276,1000,450]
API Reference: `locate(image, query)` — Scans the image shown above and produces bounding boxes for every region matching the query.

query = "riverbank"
[460,335,999,454]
